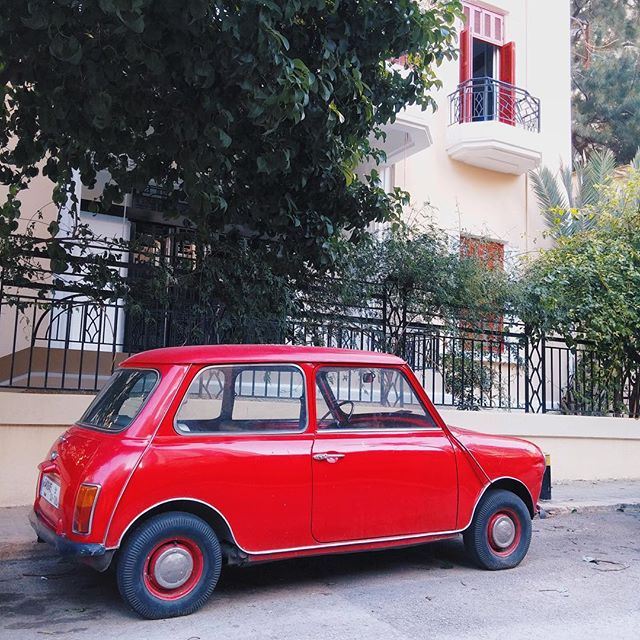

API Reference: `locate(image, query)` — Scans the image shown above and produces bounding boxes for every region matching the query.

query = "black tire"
[116,511,222,619]
[463,489,532,570]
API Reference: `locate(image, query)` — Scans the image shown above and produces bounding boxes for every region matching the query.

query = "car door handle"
[313,452,345,463]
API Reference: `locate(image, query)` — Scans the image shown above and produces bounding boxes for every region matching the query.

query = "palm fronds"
[581,148,616,207]
[530,166,569,212]
[530,148,621,239]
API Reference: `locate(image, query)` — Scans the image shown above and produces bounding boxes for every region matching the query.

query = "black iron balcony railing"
[448,77,541,133]
[131,184,190,214]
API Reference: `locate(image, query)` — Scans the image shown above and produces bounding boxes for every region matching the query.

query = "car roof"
[122,344,406,367]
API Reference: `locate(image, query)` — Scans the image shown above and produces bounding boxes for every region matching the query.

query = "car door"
[311,365,458,543]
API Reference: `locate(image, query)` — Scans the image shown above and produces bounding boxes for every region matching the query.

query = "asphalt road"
[1,510,639,640]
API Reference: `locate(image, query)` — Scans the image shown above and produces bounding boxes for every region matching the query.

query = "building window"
[460,235,505,270]
[460,235,505,353]
[459,3,516,126]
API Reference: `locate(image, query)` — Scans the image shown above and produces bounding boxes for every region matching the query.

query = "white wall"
[52,203,131,355]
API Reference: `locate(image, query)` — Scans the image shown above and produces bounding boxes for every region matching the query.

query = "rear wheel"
[463,489,531,570]
[116,512,222,619]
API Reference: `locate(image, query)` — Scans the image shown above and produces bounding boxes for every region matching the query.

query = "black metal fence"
[2,285,634,416]
[448,77,541,133]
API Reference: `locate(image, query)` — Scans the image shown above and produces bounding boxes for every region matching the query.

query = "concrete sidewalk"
[539,478,640,516]
[1,479,639,561]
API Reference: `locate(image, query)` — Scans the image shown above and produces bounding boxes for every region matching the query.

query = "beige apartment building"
[379,0,571,264]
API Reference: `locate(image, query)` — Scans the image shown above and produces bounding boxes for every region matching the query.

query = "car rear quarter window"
[79,369,159,431]
[175,364,307,434]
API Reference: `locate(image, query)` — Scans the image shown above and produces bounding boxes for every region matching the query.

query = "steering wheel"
[320,400,355,424]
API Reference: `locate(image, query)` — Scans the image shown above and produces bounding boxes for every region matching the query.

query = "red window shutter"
[494,16,503,43]
[485,241,505,270]
[462,2,505,45]
[459,29,473,123]
[499,41,516,125]
[499,41,516,84]
[459,29,472,83]
[460,237,504,270]
[459,235,473,259]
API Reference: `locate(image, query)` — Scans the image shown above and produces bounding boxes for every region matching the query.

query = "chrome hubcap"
[491,515,516,549]
[152,546,194,589]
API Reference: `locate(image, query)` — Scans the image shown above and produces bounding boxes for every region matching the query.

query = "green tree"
[572,0,640,163]
[530,148,618,238]
[0,0,461,298]
[531,147,640,239]
[521,166,640,417]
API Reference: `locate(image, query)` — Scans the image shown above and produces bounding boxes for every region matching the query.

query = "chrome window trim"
[317,427,442,435]
[173,362,309,436]
[76,367,161,433]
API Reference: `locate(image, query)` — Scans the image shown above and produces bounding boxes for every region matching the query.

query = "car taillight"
[72,484,100,535]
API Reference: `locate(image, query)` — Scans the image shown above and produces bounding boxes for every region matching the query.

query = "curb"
[540,501,640,518]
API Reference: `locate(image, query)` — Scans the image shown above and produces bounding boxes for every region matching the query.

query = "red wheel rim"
[486,508,521,556]
[143,538,204,601]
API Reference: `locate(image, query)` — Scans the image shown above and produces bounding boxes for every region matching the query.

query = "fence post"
[525,325,546,413]
[381,285,388,353]
[524,332,530,413]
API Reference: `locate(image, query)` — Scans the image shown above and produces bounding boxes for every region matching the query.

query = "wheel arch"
[487,477,535,518]
[112,499,245,564]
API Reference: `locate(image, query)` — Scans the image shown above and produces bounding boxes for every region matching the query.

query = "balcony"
[130,184,189,215]
[445,77,542,175]
[362,103,433,173]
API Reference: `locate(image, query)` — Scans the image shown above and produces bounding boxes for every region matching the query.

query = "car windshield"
[79,369,159,431]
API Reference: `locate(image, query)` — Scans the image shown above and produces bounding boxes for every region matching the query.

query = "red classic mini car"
[31,345,545,619]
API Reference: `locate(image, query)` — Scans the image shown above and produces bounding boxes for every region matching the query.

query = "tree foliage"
[321,213,515,408]
[531,145,640,239]
[522,166,640,416]
[572,0,640,162]
[530,148,619,238]
[0,0,461,295]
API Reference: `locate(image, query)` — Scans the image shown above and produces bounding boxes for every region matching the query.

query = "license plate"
[40,475,60,509]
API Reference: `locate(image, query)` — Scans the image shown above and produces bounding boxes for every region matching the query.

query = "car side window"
[175,364,306,433]
[315,366,437,430]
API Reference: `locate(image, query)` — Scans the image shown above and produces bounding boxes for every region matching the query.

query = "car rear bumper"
[29,509,114,571]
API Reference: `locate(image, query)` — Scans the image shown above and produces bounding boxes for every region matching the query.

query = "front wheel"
[116,511,222,619]
[463,489,532,570]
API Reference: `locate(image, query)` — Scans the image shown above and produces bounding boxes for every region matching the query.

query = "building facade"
[380,0,571,264]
